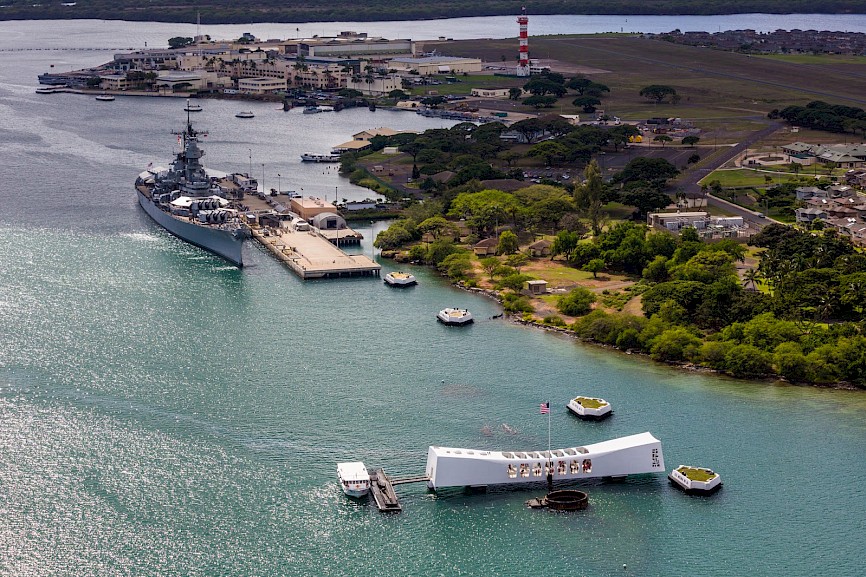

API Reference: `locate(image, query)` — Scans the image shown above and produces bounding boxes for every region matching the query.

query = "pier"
[251,227,380,279]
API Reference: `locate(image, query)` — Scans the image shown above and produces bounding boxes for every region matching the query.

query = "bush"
[773,342,810,382]
[502,293,534,313]
[438,252,473,280]
[543,315,566,327]
[650,327,702,362]
[408,244,426,262]
[725,344,773,377]
[699,340,735,370]
[497,273,534,292]
[558,287,596,316]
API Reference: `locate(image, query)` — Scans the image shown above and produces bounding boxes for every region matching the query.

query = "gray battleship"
[135,108,255,266]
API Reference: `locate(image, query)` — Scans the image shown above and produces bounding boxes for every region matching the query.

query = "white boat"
[668,465,722,495]
[235,111,254,118]
[567,396,612,420]
[425,432,665,491]
[337,461,371,498]
[36,87,57,94]
[302,105,322,114]
[437,307,473,325]
[300,153,341,163]
[384,272,417,287]
[184,101,203,112]
[95,93,115,101]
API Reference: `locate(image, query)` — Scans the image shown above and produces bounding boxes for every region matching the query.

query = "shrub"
[408,244,426,262]
[502,293,534,313]
[497,273,534,292]
[650,327,702,362]
[558,287,596,316]
[773,342,810,382]
[543,315,566,327]
[724,344,773,377]
[699,341,735,370]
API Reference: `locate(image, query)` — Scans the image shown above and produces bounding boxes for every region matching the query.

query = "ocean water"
[1,21,866,577]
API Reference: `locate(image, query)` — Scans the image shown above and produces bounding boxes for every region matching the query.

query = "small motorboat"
[235,111,254,118]
[337,462,371,498]
[384,272,417,287]
[566,396,612,420]
[437,307,473,326]
[184,101,203,112]
[95,93,115,101]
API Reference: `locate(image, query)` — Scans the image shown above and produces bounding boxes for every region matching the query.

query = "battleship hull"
[137,189,245,266]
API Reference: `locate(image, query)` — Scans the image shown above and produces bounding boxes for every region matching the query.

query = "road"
[675,121,783,228]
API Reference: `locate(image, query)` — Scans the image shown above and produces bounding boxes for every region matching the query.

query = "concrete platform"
[252,227,380,279]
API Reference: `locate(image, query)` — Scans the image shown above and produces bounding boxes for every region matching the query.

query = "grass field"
[755,54,866,65]
[700,169,781,187]
[442,35,866,129]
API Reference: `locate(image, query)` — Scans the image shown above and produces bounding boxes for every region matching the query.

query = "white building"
[470,87,513,98]
[238,77,287,94]
[389,56,482,75]
[346,75,401,95]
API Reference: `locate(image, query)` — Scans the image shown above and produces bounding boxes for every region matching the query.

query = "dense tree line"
[4,1,864,23]
[564,223,866,385]
[770,100,866,135]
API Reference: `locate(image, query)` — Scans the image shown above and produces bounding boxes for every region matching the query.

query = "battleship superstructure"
[135,106,255,266]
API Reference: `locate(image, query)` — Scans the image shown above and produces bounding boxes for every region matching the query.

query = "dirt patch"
[535,59,611,75]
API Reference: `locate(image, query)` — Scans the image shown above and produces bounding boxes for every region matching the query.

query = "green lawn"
[677,466,717,482]
[417,74,523,96]
[701,169,777,187]
[755,54,866,65]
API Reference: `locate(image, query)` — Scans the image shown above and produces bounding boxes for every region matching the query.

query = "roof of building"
[474,238,499,248]
[391,56,481,64]
[529,239,552,249]
[353,127,402,139]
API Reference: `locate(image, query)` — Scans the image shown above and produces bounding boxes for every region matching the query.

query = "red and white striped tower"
[517,6,530,77]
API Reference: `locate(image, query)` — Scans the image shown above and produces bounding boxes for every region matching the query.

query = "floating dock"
[369,469,403,512]
[251,227,380,279]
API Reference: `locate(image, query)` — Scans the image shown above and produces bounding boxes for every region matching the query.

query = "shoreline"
[4,10,866,26]
[451,278,864,392]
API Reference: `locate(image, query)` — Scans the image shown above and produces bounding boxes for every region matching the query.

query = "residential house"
[473,237,499,256]
[527,239,552,257]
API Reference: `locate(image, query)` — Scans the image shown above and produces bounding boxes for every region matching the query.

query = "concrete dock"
[251,227,380,279]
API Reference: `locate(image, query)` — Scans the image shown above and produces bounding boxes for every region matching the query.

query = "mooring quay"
[251,227,380,279]
[244,194,380,279]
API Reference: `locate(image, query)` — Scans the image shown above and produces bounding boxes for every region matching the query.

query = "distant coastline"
[2,2,866,25]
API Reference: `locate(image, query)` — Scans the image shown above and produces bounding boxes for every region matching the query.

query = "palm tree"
[742,268,761,291]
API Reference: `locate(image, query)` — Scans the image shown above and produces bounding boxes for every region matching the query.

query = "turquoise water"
[1,23,866,577]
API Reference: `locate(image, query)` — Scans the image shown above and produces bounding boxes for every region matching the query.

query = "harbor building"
[290,197,340,221]
[238,77,287,94]
[388,56,483,76]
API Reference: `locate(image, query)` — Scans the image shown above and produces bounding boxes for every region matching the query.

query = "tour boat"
[425,432,665,491]
[235,111,254,118]
[300,153,341,162]
[95,93,115,101]
[668,465,722,495]
[437,307,473,325]
[567,396,612,420]
[384,272,417,287]
[184,101,203,112]
[337,461,371,498]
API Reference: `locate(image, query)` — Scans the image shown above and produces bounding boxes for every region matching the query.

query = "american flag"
[540,402,550,415]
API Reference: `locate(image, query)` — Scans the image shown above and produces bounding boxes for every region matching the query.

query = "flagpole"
[547,400,552,491]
